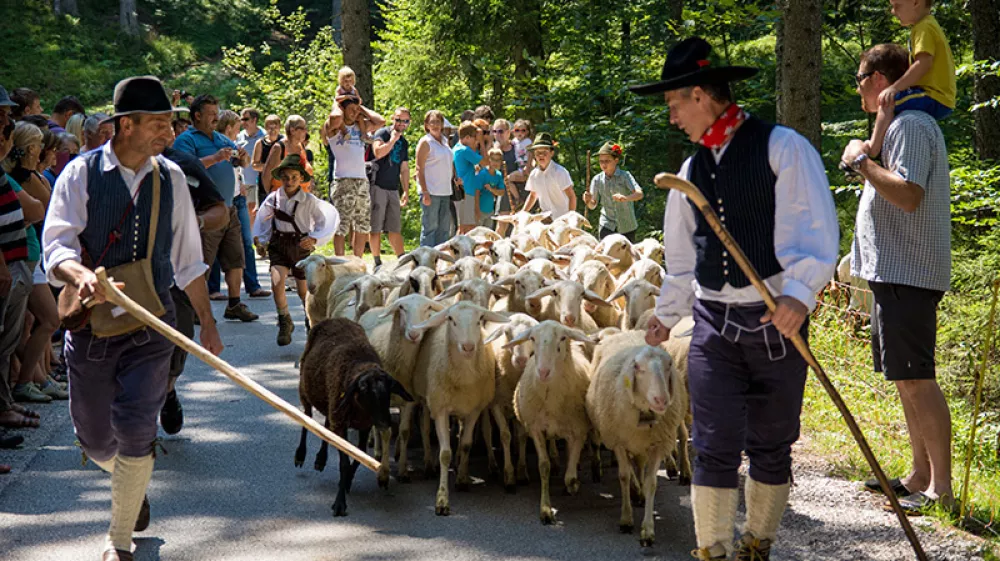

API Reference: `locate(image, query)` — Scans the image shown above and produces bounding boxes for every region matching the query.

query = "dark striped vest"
[79,150,174,294]
[688,116,783,291]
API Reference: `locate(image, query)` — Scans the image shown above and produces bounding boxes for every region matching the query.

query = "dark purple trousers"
[67,298,176,461]
[688,299,808,489]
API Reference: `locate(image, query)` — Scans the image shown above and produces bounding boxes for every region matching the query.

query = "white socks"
[692,485,739,558]
[743,477,791,542]
[107,454,154,552]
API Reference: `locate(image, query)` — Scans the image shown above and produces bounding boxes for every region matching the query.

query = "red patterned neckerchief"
[698,103,748,150]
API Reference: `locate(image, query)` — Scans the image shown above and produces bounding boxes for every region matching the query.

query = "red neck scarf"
[698,103,747,149]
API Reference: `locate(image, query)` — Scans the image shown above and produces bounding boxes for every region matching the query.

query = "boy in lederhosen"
[253,154,339,346]
[634,38,840,560]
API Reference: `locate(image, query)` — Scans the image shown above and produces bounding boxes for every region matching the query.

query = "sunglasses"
[492,129,507,134]
[854,71,875,87]
[240,117,250,122]
[395,119,411,124]
[513,128,526,133]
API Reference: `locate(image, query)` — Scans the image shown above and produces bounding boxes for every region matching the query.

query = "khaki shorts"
[200,206,245,272]
[331,177,371,236]
[457,195,477,226]
[370,185,402,233]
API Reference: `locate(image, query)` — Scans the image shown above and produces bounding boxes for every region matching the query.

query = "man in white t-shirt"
[324,96,385,257]
[520,132,575,219]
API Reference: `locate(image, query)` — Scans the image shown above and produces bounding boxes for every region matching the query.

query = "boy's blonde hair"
[338,66,356,83]
[216,110,239,133]
[488,147,504,160]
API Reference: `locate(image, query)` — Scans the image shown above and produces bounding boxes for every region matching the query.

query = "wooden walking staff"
[87,267,381,474]
[584,150,592,222]
[653,172,929,561]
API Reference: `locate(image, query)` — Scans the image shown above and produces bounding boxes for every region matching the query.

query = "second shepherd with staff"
[633,38,839,560]
[582,141,643,241]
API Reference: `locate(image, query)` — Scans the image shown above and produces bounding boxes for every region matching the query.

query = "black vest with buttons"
[688,116,783,291]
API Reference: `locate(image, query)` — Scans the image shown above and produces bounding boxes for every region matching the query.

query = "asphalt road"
[0,260,989,561]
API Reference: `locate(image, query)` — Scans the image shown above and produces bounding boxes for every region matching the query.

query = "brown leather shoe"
[134,495,150,532]
[102,549,134,561]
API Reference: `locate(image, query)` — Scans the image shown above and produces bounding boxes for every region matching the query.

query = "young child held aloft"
[252,154,340,346]
[866,0,955,158]
[582,141,643,242]
[508,118,534,183]
[475,148,507,229]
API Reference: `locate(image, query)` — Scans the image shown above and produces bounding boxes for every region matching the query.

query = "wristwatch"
[850,153,869,171]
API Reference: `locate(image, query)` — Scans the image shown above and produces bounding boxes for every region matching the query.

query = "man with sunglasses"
[368,107,411,267]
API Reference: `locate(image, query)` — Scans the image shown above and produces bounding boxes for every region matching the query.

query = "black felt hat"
[105,76,184,122]
[629,37,758,96]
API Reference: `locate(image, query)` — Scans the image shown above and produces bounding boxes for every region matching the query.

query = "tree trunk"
[664,0,687,173]
[511,0,546,123]
[331,0,343,48]
[341,0,374,107]
[971,0,1000,161]
[120,0,139,37]
[54,0,79,16]
[775,0,823,149]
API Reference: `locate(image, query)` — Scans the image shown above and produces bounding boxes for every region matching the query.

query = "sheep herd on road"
[294,211,692,547]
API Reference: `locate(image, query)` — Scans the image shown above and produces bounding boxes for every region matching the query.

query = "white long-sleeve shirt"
[42,142,208,290]
[654,125,839,329]
[252,187,339,245]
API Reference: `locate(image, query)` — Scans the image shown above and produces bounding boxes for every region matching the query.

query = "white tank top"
[420,133,453,197]
[328,123,367,179]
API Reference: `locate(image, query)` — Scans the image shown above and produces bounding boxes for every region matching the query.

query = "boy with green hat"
[252,154,340,345]
[582,141,644,241]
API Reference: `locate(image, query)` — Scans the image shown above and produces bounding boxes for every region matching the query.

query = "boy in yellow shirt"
[866,0,955,158]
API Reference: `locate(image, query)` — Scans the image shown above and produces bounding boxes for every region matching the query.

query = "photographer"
[173,95,258,322]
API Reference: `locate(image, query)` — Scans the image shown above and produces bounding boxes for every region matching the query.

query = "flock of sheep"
[292,211,694,547]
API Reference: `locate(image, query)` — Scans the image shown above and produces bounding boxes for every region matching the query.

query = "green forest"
[5,0,1000,550]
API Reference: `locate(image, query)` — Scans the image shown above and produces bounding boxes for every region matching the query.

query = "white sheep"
[509,232,541,252]
[360,294,446,483]
[489,262,519,284]
[615,258,665,289]
[387,265,444,302]
[586,331,689,546]
[491,269,547,318]
[466,226,503,244]
[547,224,588,249]
[555,233,600,254]
[493,210,550,234]
[296,255,362,327]
[527,279,610,333]
[332,274,404,321]
[440,256,489,282]
[435,278,509,309]
[632,238,664,264]
[595,234,636,277]
[525,258,566,281]
[437,234,486,259]
[572,260,621,329]
[507,320,596,524]
[410,302,511,516]
[396,246,456,270]
[563,245,620,278]
[483,238,521,265]
[609,279,659,330]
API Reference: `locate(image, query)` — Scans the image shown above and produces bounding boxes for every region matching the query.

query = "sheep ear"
[608,285,628,302]
[593,254,619,267]
[381,276,406,288]
[490,285,510,297]
[379,301,403,318]
[493,277,515,288]
[581,217,592,230]
[477,240,495,250]
[483,310,511,324]
[493,214,514,224]
[295,257,311,270]
[565,328,597,345]
[335,280,359,299]
[484,327,506,344]
[434,250,456,263]
[407,276,421,294]
[325,256,348,265]
[526,285,556,301]
[532,211,551,222]
[513,250,528,265]
[391,379,414,402]
[551,254,572,265]
[436,283,463,301]
[396,254,415,268]
[411,309,448,332]
[502,327,533,349]
[553,268,569,281]
[439,264,458,276]
[583,290,612,308]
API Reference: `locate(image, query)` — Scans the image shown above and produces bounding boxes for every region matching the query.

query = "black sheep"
[296,317,413,517]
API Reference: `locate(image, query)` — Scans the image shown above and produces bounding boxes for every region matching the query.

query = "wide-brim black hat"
[629,37,758,96]
[104,75,185,123]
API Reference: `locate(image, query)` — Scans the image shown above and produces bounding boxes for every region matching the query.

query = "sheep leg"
[377,428,392,489]
[434,414,452,516]
[456,412,478,491]
[563,435,584,496]
[491,405,516,493]
[343,427,369,494]
[295,404,311,468]
[516,421,529,484]
[589,433,603,484]
[333,448,352,517]
[548,437,562,477]
[615,447,634,533]
[531,429,555,525]
[315,419,330,472]
[422,406,438,478]
[396,402,415,483]
[480,409,500,479]
[676,423,692,486]
[631,458,646,507]
[640,450,666,547]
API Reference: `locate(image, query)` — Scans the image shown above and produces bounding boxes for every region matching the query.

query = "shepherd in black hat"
[635,38,840,560]
[41,75,224,561]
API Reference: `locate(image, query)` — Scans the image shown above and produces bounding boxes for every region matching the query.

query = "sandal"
[0,410,40,429]
[12,405,40,418]
[864,476,909,497]
[0,464,10,475]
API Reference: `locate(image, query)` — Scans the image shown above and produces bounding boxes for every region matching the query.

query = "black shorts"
[869,281,944,381]
[268,233,312,280]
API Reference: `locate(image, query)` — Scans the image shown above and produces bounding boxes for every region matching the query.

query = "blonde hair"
[66,113,86,143]
[216,110,239,134]
[338,66,356,83]
[488,147,504,160]
[2,122,44,172]
[493,119,511,131]
[285,114,307,136]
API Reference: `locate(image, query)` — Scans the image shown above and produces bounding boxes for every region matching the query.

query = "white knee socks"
[743,477,791,543]
[692,485,740,558]
[107,454,154,552]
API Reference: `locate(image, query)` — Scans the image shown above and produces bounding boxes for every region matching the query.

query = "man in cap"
[635,38,839,560]
[43,75,223,561]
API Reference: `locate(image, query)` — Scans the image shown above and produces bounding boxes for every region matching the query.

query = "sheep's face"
[414,302,510,359]
[625,282,658,329]
[528,281,610,329]
[299,256,332,294]
[579,267,615,315]
[490,240,517,264]
[407,267,440,298]
[489,263,518,284]
[625,347,674,415]
[515,322,593,381]
[512,271,546,317]
[350,370,414,431]
[600,235,633,262]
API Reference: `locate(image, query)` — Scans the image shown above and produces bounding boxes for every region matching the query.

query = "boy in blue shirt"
[475,148,506,228]
[452,121,488,234]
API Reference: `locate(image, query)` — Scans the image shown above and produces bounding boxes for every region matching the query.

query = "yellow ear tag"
[624,377,631,389]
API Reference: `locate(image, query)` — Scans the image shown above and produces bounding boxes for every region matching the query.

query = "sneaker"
[13,383,52,403]
[277,314,295,346]
[734,534,771,561]
[160,390,183,435]
[224,302,259,322]
[39,380,69,400]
